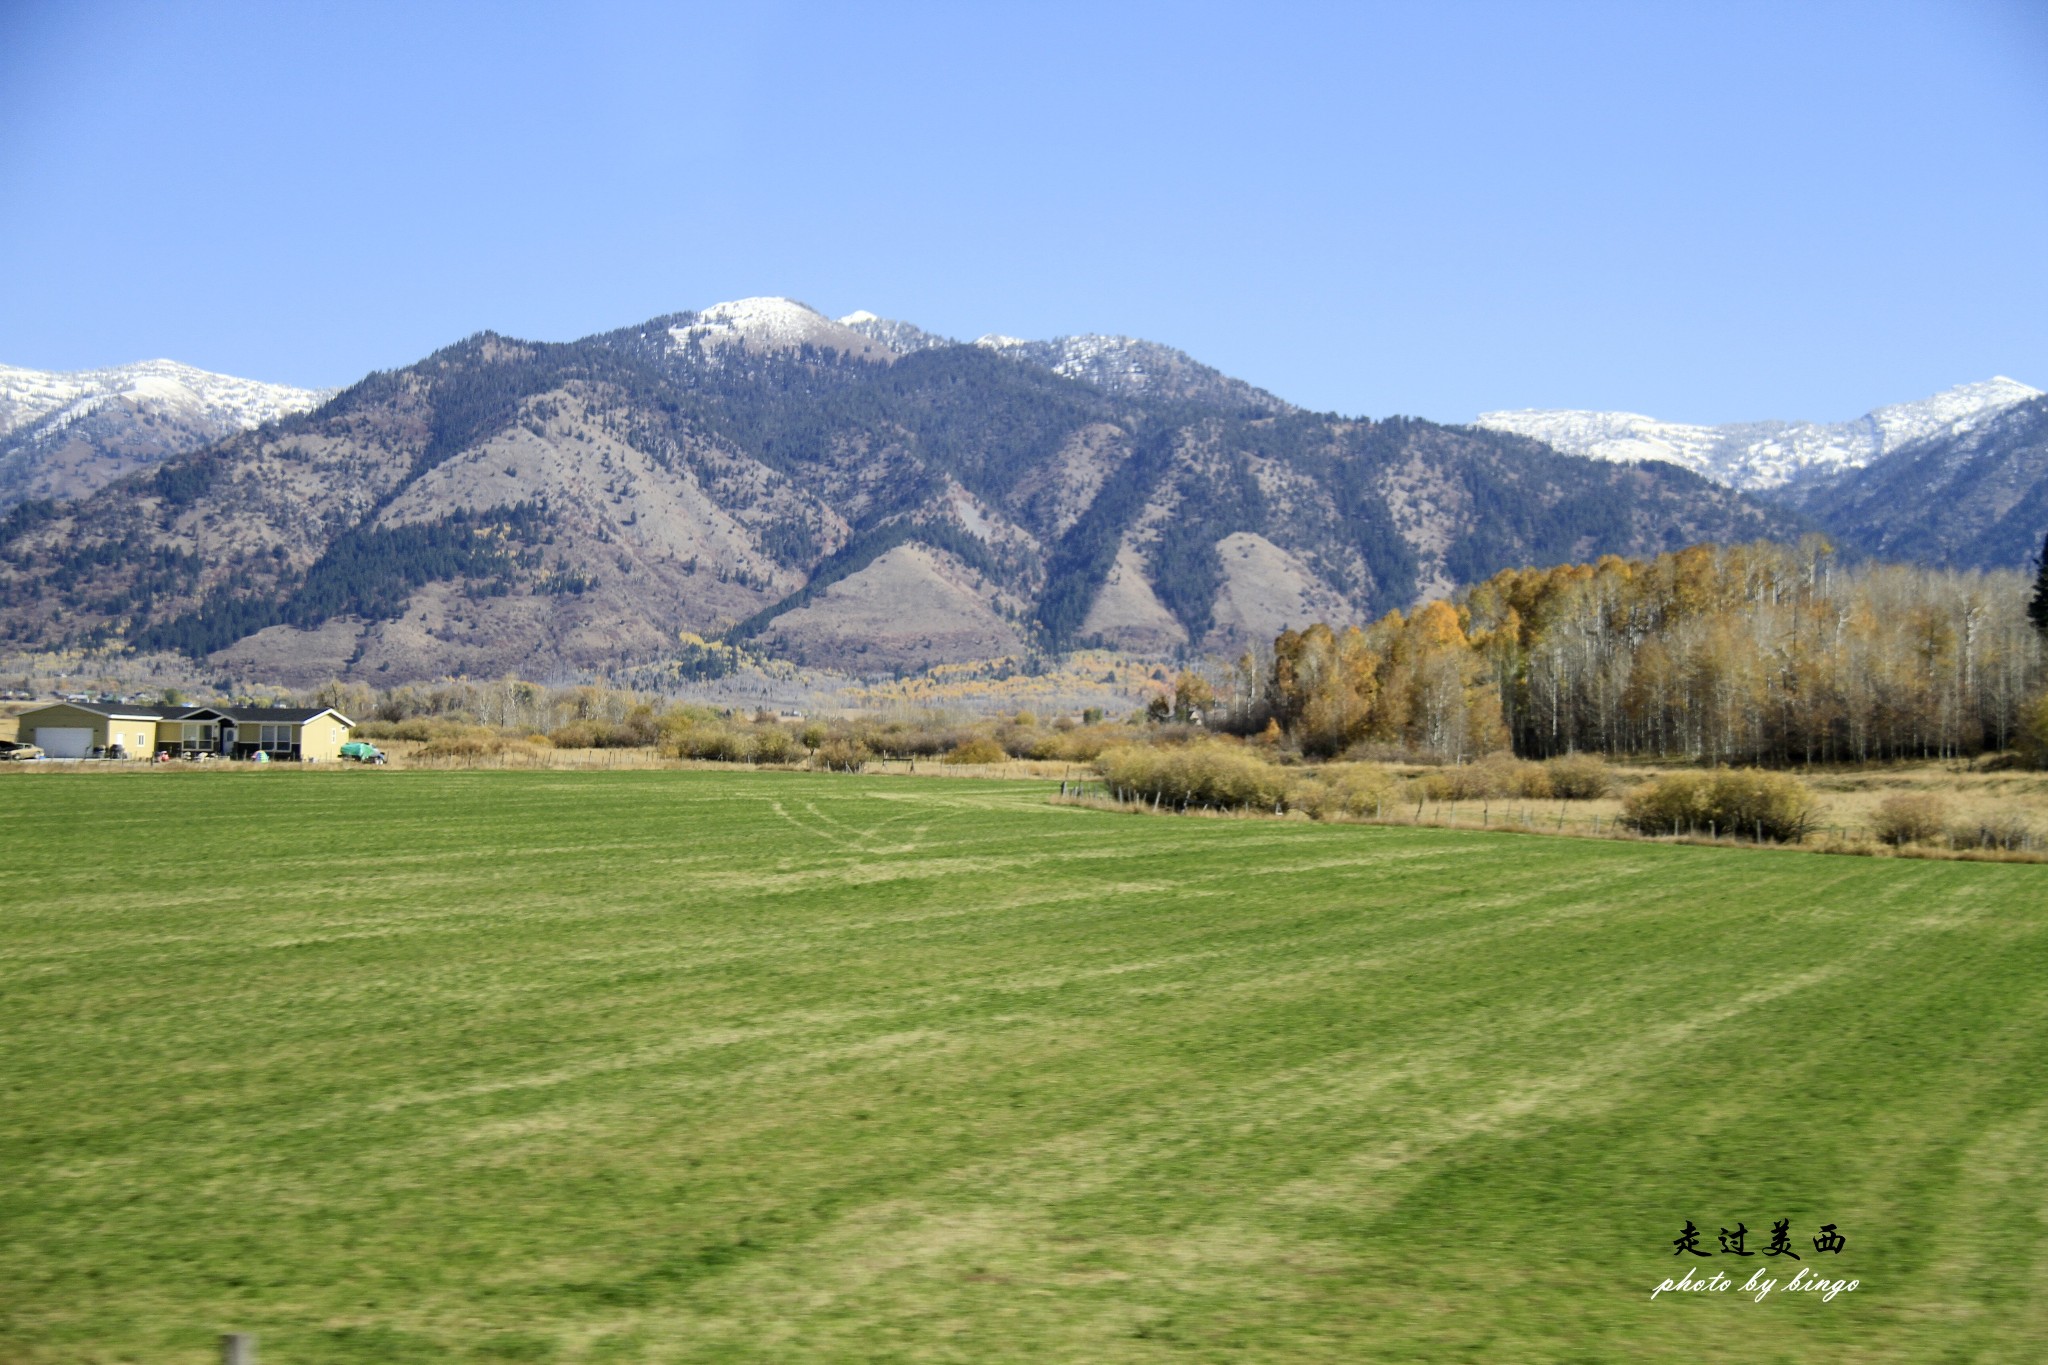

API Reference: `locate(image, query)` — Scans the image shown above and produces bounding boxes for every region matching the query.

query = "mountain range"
[0,298,1810,684]
[1476,377,2041,491]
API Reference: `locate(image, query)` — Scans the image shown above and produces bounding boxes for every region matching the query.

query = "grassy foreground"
[2,769,2044,1363]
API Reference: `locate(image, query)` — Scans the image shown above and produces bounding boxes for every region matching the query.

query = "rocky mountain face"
[0,360,331,508]
[0,298,1806,684]
[1785,394,2048,571]
[1476,377,2041,491]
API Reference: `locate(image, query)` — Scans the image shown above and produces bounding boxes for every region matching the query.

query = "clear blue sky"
[2,0,2044,424]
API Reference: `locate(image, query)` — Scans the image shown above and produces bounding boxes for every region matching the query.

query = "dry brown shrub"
[752,728,798,764]
[811,737,870,772]
[1294,763,1401,820]
[1543,753,1611,800]
[1871,792,1948,846]
[1947,812,2036,852]
[413,733,540,764]
[944,737,1008,765]
[1096,741,1290,811]
[1417,753,1547,802]
[1621,769,1822,843]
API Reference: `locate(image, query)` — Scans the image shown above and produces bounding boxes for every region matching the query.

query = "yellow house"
[15,702,354,761]
[13,701,171,758]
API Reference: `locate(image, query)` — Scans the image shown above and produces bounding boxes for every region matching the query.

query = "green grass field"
[2,769,2044,1363]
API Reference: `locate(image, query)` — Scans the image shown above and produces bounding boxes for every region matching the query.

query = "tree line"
[1225,538,2048,766]
[134,503,550,658]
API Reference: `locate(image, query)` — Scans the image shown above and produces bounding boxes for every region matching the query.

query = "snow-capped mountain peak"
[0,358,335,507]
[1866,376,2041,450]
[667,297,892,360]
[0,358,329,443]
[1475,376,2043,491]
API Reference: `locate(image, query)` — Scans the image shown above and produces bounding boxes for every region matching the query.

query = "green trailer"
[339,741,387,764]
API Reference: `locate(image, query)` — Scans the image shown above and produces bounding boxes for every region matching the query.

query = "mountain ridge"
[0,359,332,507]
[1787,393,2048,571]
[1475,376,2041,491]
[0,302,1804,684]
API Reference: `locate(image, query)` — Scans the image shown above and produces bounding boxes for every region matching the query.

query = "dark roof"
[180,706,351,725]
[23,701,353,725]
[21,701,189,720]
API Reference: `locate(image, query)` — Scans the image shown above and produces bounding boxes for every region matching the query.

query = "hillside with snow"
[970,331,1291,413]
[1474,377,2042,492]
[664,297,894,362]
[0,359,331,507]
[661,297,1294,412]
[837,310,955,355]
[1787,393,2048,571]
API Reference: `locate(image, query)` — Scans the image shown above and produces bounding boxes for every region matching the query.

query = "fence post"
[222,1334,256,1365]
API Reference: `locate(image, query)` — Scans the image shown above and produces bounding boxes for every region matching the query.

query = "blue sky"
[2,0,2044,423]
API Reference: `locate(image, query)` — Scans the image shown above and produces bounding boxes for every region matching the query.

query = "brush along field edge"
[1,769,2043,1363]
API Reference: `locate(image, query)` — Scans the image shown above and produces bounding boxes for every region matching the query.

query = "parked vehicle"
[340,741,387,764]
[0,740,44,761]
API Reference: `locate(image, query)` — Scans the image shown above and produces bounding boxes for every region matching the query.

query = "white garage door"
[34,727,92,758]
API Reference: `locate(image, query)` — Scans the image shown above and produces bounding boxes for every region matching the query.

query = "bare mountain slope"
[754,544,1030,673]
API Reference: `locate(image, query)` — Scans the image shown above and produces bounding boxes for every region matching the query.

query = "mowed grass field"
[2,770,2045,1363]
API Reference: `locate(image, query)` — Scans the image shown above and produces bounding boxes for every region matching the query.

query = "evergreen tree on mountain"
[2031,528,2048,639]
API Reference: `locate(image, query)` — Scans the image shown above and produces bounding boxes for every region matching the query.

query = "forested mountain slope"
[836,309,1293,413]
[0,299,1805,683]
[1785,395,2048,571]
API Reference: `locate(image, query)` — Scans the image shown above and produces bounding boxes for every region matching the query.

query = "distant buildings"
[13,702,353,761]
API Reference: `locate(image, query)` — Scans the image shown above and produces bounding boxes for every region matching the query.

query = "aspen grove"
[1237,540,2048,766]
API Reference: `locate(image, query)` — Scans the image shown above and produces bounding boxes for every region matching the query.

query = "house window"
[257,724,295,752]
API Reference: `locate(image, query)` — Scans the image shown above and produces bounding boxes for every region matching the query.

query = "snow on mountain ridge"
[972,331,1293,411]
[716,299,1292,409]
[0,359,336,508]
[0,359,329,442]
[837,311,956,354]
[1868,377,2041,448]
[1475,377,2042,491]
[666,297,894,362]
